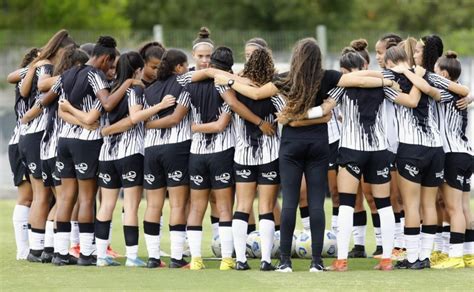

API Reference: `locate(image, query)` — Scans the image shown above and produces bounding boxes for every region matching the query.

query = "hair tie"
[192,42,214,50]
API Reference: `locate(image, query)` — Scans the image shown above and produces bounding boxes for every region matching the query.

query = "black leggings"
[279,139,329,259]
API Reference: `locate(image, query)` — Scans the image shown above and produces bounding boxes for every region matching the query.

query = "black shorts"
[189,148,235,190]
[337,148,391,184]
[18,131,44,179]
[56,138,103,180]
[234,159,280,185]
[444,153,473,192]
[328,141,339,171]
[98,154,144,189]
[8,144,29,186]
[41,157,61,187]
[143,141,191,190]
[396,143,445,187]
[388,151,397,171]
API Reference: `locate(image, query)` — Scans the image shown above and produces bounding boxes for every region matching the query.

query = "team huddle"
[7,27,474,272]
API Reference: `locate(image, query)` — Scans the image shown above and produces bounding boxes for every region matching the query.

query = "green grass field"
[1,198,473,291]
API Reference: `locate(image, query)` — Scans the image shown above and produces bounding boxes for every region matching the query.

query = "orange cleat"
[328,259,348,272]
[106,245,122,258]
[374,258,393,271]
[69,244,80,259]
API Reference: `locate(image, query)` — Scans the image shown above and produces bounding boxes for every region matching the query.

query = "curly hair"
[421,34,443,72]
[53,45,89,76]
[20,47,41,68]
[276,38,324,120]
[241,48,275,86]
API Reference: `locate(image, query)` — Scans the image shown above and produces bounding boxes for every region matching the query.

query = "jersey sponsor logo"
[99,172,111,184]
[435,170,444,179]
[122,171,137,182]
[456,175,464,184]
[42,172,47,180]
[262,171,278,181]
[56,161,64,172]
[75,163,88,174]
[168,170,183,182]
[404,164,419,177]
[215,172,231,184]
[28,162,37,173]
[236,169,251,178]
[190,175,204,186]
[376,167,389,178]
[144,174,155,185]
[347,164,360,175]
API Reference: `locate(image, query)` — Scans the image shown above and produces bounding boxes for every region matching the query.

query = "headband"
[246,42,265,49]
[192,42,214,50]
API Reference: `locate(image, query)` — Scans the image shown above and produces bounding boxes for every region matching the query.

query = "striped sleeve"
[128,88,143,107]
[382,69,395,80]
[93,99,104,113]
[177,90,191,108]
[427,72,450,89]
[37,64,53,77]
[221,103,232,114]
[438,89,454,103]
[176,72,193,86]
[88,71,110,95]
[383,86,399,102]
[216,85,230,95]
[327,86,345,104]
[51,76,62,95]
[19,67,28,78]
[271,95,286,113]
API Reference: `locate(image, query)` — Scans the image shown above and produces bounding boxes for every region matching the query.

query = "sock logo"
[435,170,444,179]
[168,170,183,181]
[28,162,37,173]
[347,164,360,175]
[236,169,251,178]
[122,171,137,182]
[144,174,155,184]
[99,173,111,184]
[404,164,419,177]
[56,161,64,172]
[376,167,389,178]
[42,172,48,180]
[215,172,231,183]
[75,163,88,174]
[262,171,278,180]
[190,175,204,185]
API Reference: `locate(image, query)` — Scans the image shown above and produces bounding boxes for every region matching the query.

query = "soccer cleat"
[430,250,441,264]
[220,257,235,271]
[432,252,448,265]
[419,258,431,269]
[348,246,367,258]
[432,257,465,269]
[391,248,406,261]
[309,259,325,272]
[374,258,393,271]
[69,244,80,259]
[190,257,205,270]
[372,246,383,259]
[52,254,78,266]
[169,258,190,269]
[125,257,147,267]
[328,259,348,272]
[394,259,424,270]
[26,251,43,263]
[147,258,166,269]
[77,254,97,266]
[106,245,122,258]
[235,261,251,271]
[96,257,121,267]
[464,254,474,267]
[260,261,276,271]
[41,250,54,263]
[275,263,293,273]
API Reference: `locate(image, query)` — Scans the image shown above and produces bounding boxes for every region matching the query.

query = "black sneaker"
[309,258,325,272]
[419,258,430,269]
[27,250,43,263]
[52,254,78,266]
[372,246,383,258]
[41,250,54,263]
[147,257,164,268]
[77,254,97,266]
[260,261,275,271]
[395,259,424,270]
[169,258,189,269]
[348,245,367,258]
[275,257,292,273]
[236,261,251,271]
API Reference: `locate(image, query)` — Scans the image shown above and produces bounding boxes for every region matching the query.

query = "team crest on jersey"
[56,161,64,172]
[236,169,251,178]
[28,162,37,173]
[99,173,111,184]
[215,173,231,183]
[404,164,419,177]
[376,167,389,178]
[262,171,278,180]
[190,175,204,186]
[347,164,360,175]
[435,170,444,179]
[75,163,88,174]
[144,174,155,184]
[122,171,137,182]
[168,171,183,181]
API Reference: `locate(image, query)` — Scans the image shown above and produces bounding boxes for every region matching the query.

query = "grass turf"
[1,198,473,291]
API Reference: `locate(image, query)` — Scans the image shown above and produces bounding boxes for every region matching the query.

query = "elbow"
[103,103,113,112]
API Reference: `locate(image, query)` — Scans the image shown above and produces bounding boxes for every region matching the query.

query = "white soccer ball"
[271,230,281,258]
[211,234,221,258]
[295,230,312,259]
[292,230,302,257]
[246,231,261,258]
[322,229,337,257]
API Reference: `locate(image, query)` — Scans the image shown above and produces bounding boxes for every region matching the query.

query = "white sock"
[301,216,310,232]
[144,234,160,259]
[433,231,443,252]
[44,220,54,250]
[219,225,233,258]
[108,222,113,246]
[353,225,366,246]
[29,229,45,251]
[79,232,95,256]
[12,205,29,259]
[374,227,382,247]
[331,215,338,235]
[170,230,186,260]
[232,219,248,262]
[420,230,435,260]
[394,222,404,249]
[378,206,395,259]
[337,205,354,260]
[96,238,108,259]
[405,233,420,263]
[442,223,450,254]
[449,243,464,258]
[400,217,406,249]
[186,230,202,258]
[259,219,275,263]
[212,222,220,239]
[55,232,70,256]
[70,221,79,246]
[126,245,139,260]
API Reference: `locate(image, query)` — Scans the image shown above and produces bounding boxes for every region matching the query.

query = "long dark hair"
[156,49,187,80]
[241,48,275,86]
[421,34,443,72]
[277,38,324,120]
[340,48,366,71]
[33,29,75,65]
[53,46,89,76]
[112,51,144,92]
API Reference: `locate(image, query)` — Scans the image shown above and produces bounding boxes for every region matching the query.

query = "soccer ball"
[271,230,280,258]
[211,234,221,258]
[322,229,337,257]
[183,236,191,257]
[295,230,312,259]
[292,230,302,257]
[246,231,261,258]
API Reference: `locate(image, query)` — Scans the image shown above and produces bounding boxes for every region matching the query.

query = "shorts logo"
[466,178,471,184]
[236,169,251,179]
[404,164,419,177]
[347,164,360,175]
[262,171,278,181]
[377,167,389,178]
[190,175,204,186]
[144,174,155,184]
[28,162,37,173]
[215,172,231,184]
[42,172,47,180]
[122,171,137,182]
[52,173,60,181]
[99,173,111,184]
[75,163,88,174]
[456,175,464,184]
[56,161,64,172]
[435,170,444,179]
[168,171,183,182]
[329,163,335,167]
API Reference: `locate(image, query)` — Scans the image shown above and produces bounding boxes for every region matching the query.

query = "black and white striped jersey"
[327,107,342,144]
[9,67,29,145]
[55,66,108,141]
[186,80,234,154]
[22,64,53,135]
[384,99,398,154]
[328,86,398,151]
[99,86,145,161]
[383,69,447,147]
[233,93,285,165]
[143,72,193,148]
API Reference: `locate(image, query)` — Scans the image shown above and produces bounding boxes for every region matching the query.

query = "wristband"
[258,119,265,127]
[307,106,323,119]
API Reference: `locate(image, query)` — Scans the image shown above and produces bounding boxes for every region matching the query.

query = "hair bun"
[341,46,356,55]
[350,39,368,51]
[445,50,458,59]
[97,36,117,48]
[198,27,210,39]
